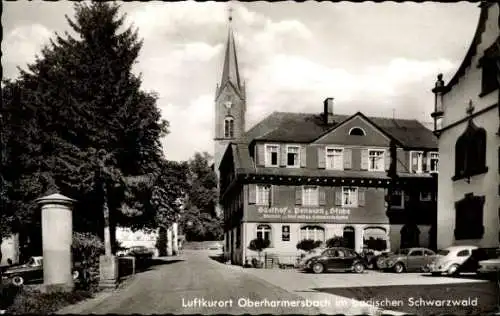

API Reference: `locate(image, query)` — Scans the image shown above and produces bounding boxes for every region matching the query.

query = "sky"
[2,1,480,162]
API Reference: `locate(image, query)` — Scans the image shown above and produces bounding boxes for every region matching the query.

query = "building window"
[265,144,279,167]
[428,152,439,173]
[349,127,366,136]
[256,185,271,206]
[363,227,388,251]
[286,145,300,168]
[302,186,319,206]
[420,192,432,202]
[342,187,358,207]
[326,147,343,170]
[300,225,325,242]
[282,225,290,241]
[453,122,487,181]
[454,193,485,240]
[410,151,424,173]
[368,149,385,171]
[256,224,272,244]
[391,190,404,208]
[224,116,234,138]
[481,45,499,96]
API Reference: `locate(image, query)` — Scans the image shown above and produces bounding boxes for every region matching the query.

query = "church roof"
[238,111,438,149]
[217,19,243,98]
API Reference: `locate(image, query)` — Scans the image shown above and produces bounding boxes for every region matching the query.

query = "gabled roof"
[239,111,437,149]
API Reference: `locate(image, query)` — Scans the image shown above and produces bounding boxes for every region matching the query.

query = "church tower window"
[224,116,234,138]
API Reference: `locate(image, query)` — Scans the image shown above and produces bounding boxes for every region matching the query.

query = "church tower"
[214,10,246,179]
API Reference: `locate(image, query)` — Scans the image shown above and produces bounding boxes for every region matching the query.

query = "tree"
[179,152,223,241]
[248,238,270,266]
[1,2,168,255]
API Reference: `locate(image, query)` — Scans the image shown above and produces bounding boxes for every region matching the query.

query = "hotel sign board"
[247,206,351,222]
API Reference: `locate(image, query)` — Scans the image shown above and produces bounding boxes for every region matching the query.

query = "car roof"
[443,245,478,252]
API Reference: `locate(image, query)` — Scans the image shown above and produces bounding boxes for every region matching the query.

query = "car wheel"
[447,264,459,276]
[393,262,405,273]
[353,262,364,273]
[11,276,24,286]
[72,270,80,280]
[312,262,324,274]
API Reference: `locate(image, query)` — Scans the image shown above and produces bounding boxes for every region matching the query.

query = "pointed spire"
[220,5,242,93]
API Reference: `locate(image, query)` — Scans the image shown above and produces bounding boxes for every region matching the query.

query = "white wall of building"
[437,3,500,249]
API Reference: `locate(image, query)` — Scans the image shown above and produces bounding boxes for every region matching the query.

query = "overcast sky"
[3,1,480,162]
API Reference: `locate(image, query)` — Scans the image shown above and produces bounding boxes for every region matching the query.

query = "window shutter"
[335,187,342,206]
[318,147,326,169]
[361,149,369,170]
[300,146,307,168]
[343,148,352,170]
[280,145,287,166]
[248,184,256,204]
[385,150,391,171]
[256,144,265,166]
[319,187,326,206]
[295,187,302,205]
[271,185,277,206]
[358,188,366,206]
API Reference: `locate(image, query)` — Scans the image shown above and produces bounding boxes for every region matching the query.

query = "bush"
[0,283,22,310]
[326,236,348,248]
[71,232,104,290]
[5,288,93,314]
[248,238,270,254]
[296,239,323,253]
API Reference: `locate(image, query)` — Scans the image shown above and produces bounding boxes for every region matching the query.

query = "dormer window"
[265,144,279,167]
[410,151,424,173]
[349,127,366,136]
[286,145,300,168]
[224,116,234,138]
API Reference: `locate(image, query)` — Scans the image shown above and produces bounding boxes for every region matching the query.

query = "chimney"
[323,97,335,125]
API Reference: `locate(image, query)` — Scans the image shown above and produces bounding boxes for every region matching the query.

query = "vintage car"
[298,247,367,274]
[1,256,80,286]
[427,245,480,276]
[377,248,436,273]
[120,246,154,263]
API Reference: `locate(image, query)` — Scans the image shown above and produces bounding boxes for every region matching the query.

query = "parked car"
[122,246,154,264]
[208,242,223,251]
[427,245,479,276]
[364,251,391,269]
[1,256,80,286]
[298,247,367,274]
[377,248,436,273]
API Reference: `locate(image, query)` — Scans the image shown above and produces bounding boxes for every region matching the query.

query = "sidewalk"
[224,264,405,315]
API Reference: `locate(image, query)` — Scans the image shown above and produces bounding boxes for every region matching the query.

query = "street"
[57,250,499,315]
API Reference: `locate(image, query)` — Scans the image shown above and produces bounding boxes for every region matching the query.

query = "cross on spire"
[466,100,475,115]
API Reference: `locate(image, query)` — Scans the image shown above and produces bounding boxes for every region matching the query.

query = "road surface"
[58,250,321,314]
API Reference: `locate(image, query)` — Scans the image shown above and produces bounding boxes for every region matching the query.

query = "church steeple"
[218,7,243,96]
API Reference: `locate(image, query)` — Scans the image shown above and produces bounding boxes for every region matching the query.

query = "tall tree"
[180,152,223,241]
[1,2,168,255]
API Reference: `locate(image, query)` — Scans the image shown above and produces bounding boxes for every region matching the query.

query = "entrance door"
[343,227,355,250]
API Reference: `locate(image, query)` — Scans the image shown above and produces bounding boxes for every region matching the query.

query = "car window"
[437,249,450,256]
[424,250,435,256]
[395,249,410,255]
[27,258,35,265]
[457,250,470,257]
[336,250,345,258]
[409,250,423,256]
[345,250,355,257]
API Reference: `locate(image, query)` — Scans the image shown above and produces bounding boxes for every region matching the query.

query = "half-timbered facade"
[431,2,500,250]
[219,98,439,265]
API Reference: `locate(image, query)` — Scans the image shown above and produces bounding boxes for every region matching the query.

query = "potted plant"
[248,238,270,268]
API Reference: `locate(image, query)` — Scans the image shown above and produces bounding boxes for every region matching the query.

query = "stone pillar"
[36,193,75,293]
[172,222,179,256]
[166,226,173,256]
[354,226,364,254]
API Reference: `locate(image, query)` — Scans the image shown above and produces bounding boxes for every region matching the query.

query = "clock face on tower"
[224,101,232,109]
